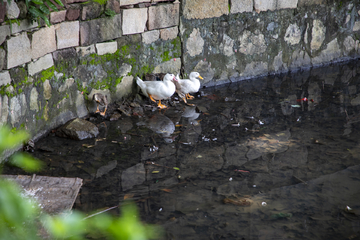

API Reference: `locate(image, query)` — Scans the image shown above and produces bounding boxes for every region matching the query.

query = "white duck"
[136,73,177,109]
[175,72,203,105]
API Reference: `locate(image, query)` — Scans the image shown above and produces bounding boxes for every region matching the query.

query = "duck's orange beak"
[173,76,178,82]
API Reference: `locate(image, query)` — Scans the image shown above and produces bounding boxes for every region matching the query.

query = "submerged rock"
[56,118,99,140]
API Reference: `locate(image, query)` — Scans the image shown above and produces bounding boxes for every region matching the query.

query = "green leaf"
[42,211,86,238]
[173,167,180,170]
[53,0,64,7]
[31,0,44,4]
[45,0,58,11]
[0,126,29,152]
[10,152,43,172]
[39,3,50,14]
[29,5,43,18]
[41,15,51,27]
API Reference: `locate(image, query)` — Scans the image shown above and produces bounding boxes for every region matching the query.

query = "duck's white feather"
[175,72,202,98]
[136,73,176,100]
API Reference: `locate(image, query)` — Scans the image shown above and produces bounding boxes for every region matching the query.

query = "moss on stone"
[40,66,55,82]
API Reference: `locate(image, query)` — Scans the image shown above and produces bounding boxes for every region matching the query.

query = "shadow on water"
[4,60,360,239]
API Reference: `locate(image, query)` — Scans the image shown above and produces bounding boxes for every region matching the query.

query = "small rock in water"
[56,118,99,140]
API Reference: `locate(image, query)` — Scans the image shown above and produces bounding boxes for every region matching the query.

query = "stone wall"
[181,0,360,85]
[0,0,181,145]
[0,0,360,153]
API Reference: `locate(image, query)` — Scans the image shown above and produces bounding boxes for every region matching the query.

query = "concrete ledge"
[96,42,118,55]
[122,8,147,35]
[28,54,54,76]
[31,26,57,60]
[182,0,228,20]
[0,71,11,86]
[56,21,80,49]
[6,32,31,69]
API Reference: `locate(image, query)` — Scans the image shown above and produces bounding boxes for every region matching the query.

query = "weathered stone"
[80,14,121,45]
[122,8,147,35]
[20,93,26,117]
[312,38,342,65]
[30,87,39,112]
[284,23,301,45]
[52,48,77,64]
[10,19,38,34]
[186,28,204,57]
[0,71,11,86]
[153,58,181,74]
[0,25,10,45]
[297,0,325,6]
[118,63,132,76]
[28,54,54,76]
[160,26,178,40]
[56,118,99,140]
[106,0,120,14]
[96,160,117,178]
[56,21,80,49]
[273,51,287,72]
[239,30,266,55]
[43,79,52,100]
[116,76,134,99]
[241,61,268,78]
[9,96,21,126]
[353,21,360,32]
[277,0,298,9]
[142,30,159,44]
[50,10,66,24]
[121,163,145,191]
[289,50,311,69]
[344,36,355,54]
[6,32,31,69]
[76,91,88,118]
[311,19,326,51]
[193,60,215,84]
[6,0,19,19]
[254,0,276,12]
[76,45,96,56]
[0,96,8,125]
[59,78,75,92]
[31,25,56,60]
[0,1,6,23]
[81,2,102,20]
[0,48,5,71]
[182,0,228,19]
[120,0,149,5]
[148,4,179,30]
[96,42,118,55]
[230,0,253,14]
[220,34,234,57]
[16,1,26,18]
[66,8,80,21]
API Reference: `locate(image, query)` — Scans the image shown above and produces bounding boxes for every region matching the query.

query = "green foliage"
[0,125,160,239]
[105,9,116,17]
[93,0,107,5]
[40,66,55,82]
[26,0,64,27]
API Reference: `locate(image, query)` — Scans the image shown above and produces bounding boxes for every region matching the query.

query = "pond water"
[4,60,360,239]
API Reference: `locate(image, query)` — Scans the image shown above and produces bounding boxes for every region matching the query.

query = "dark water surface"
[4,60,360,239]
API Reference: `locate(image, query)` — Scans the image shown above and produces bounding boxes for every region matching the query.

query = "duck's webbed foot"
[157,100,168,109]
[186,93,194,100]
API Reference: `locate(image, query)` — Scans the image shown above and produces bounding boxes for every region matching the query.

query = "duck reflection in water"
[181,105,201,126]
[137,112,176,143]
